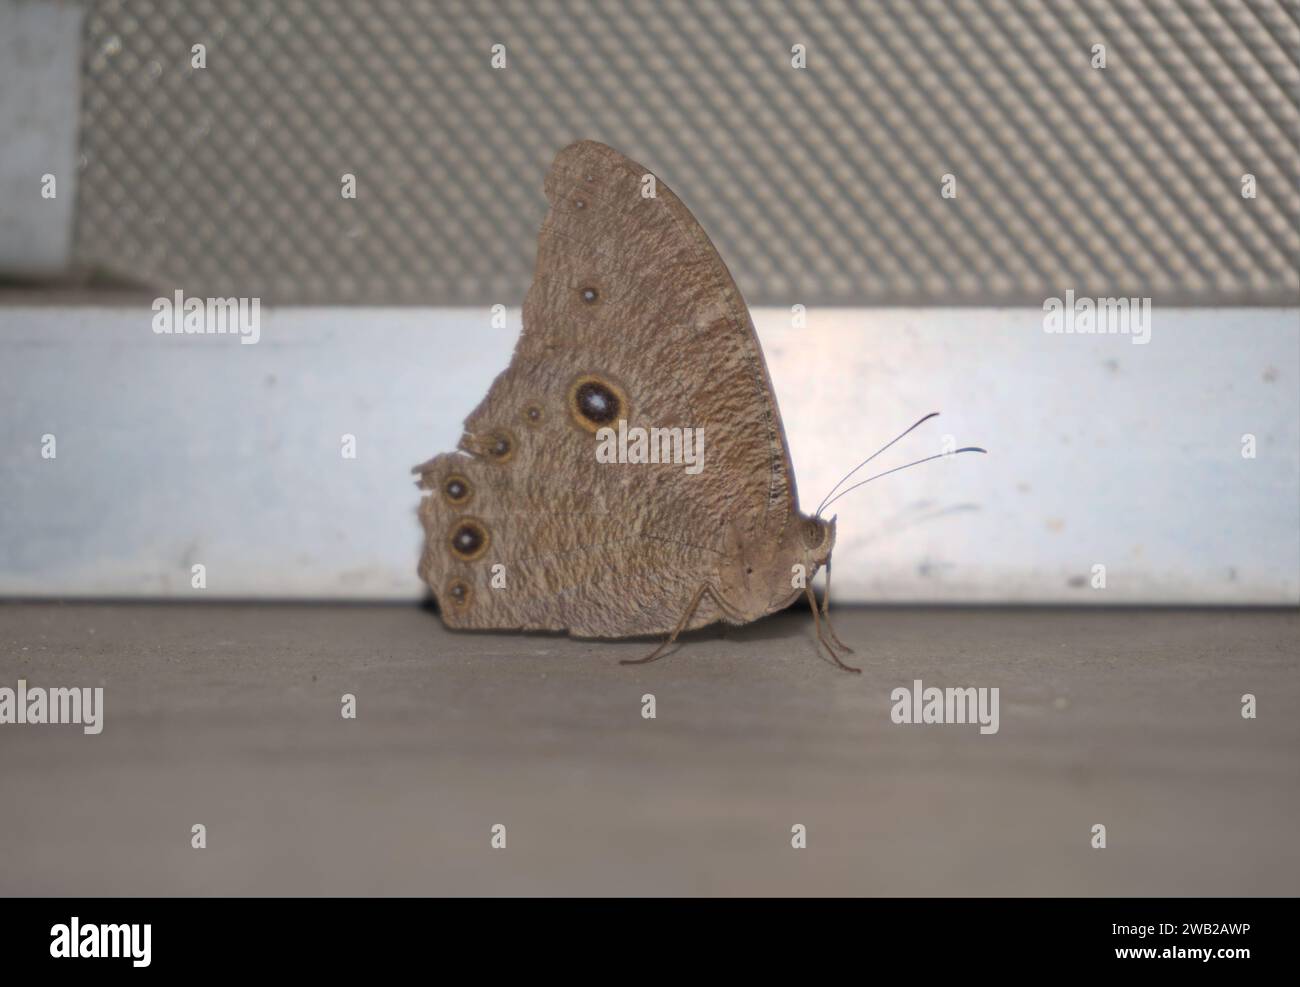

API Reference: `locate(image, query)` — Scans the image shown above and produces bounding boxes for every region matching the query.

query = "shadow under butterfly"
[413,140,984,672]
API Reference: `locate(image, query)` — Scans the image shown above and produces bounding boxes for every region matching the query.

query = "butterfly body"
[415,140,854,666]
[714,512,836,624]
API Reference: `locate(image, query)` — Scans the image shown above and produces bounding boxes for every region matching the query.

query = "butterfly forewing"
[417,141,798,637]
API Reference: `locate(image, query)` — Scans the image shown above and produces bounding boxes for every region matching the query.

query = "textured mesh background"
[73,0,1300,306]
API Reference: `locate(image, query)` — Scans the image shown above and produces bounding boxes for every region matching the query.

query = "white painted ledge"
[0,305,1296,604]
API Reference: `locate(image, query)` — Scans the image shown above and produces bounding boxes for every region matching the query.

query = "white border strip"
[1,305,1296,603]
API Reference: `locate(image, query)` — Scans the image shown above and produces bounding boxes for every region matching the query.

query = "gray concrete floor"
[0,602,1295,896]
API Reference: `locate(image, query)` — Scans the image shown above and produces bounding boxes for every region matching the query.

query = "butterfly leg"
[805,585,861,673]
[622,584,716,665]
[819,557,855,655]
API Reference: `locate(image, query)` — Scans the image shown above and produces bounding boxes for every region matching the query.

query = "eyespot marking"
[448,518,490,562]
[445,578,473,610]
[580,287,598,303]
[443,474,472,506]
[484,430,515,463]
[523,405,543,426]
[567,374,627,433]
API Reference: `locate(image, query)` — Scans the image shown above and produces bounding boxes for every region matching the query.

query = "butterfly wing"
[416,140,798,637]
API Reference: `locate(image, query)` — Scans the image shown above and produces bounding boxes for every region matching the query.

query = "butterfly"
[413,141,982,671]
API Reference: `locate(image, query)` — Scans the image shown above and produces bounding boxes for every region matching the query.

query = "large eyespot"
[445,578,473,611]
[443,474,472,506]
[484,430,515,463]
[448,518,490,562]
[567,374,627,433]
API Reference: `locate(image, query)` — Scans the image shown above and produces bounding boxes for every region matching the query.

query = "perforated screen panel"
[73,0,1300,306]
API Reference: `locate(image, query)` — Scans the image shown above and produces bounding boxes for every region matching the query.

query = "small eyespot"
[448,518,490,561]
[443,474,472,505]
[445,578,473,610]
[523,405,543,426]
[484,431,515,462]
[568,374,627,432]
[580,287,598,303]
[574,198,586,210]
[584,174,595,183]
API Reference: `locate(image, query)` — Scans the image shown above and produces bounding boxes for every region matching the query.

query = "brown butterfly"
[413,140,982,671]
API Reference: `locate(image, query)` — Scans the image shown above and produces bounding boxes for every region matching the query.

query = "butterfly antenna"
[819,447,986,514]
[815,412,941,517]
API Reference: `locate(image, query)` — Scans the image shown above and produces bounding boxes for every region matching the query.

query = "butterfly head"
[799,513,836,570]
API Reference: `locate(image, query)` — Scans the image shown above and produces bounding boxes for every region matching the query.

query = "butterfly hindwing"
[416,451,721,636]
